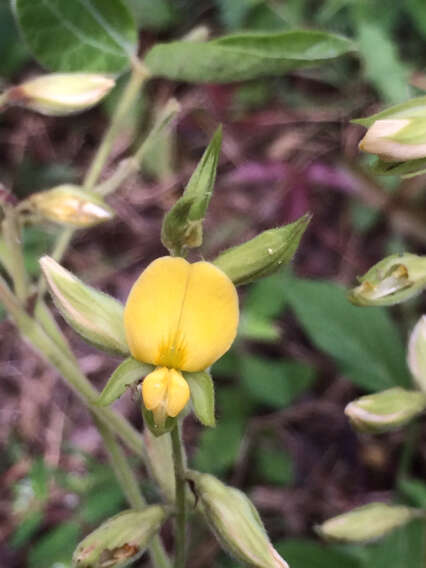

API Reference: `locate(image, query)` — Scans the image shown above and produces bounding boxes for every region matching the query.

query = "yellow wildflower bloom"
[124,256,239,425]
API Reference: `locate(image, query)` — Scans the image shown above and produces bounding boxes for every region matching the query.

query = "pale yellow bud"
[359,119,426,161]
[5,73,115,116]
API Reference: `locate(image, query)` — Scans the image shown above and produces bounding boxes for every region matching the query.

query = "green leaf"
[161,126,222,253]
[126,0,176,31]
[184,370,215,427]
[145,30,356,83]
[97,357,153,406]
[256,446,294,485]
[345,387,425,433]
[40,256,129,356]
[371,156,426,178]
[285,277,412,391]
[13,0,137,73]
[29,521,81,568]
[399,478,426,508]
[275,539,361,568]
[239,312,280,343]
[240,355,316,408]
[317,503,418,543]
[244,272,287,319]
[194,420,245,475]
[354,19,411,104]
[363,520,424,568]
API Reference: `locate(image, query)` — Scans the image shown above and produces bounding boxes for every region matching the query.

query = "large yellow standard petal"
[124,256,239,372]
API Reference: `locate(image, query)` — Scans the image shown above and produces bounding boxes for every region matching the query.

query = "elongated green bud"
[40,256,129,356]
[213,214,310,286]
[348,253,426,306]
[26,185,114,228]
[4,73,115,116]
[189,471,288,568]
[408,315,426,393]
[73,506,168,567]
[345,387,425,433]
[317,503,418,543]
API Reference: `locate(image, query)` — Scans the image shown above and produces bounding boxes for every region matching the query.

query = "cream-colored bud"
[73,507,168,567]
[408,315,426,393]
[5,73,115,116]
[27,185,114,228]
[189,472,289,568]
[345,387,425,433]
[348,253,426,307]
[359,119,426,161]
[40,256,129,356]
[317,503,418,543]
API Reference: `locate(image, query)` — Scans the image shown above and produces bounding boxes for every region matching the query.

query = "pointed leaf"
[97,357,154,406]
[145,30,356,83]
[13,0,137,73]
[184,371,215,427]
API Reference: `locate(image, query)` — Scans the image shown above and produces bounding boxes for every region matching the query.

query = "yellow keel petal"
[166,369,190,417]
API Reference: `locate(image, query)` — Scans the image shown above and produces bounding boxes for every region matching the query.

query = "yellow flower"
[124,256,239,425]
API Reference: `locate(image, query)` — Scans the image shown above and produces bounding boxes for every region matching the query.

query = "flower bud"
[73,506,168,567]
[345,387,425,433]
[40,256,129,356]
[359,119,426,161]
[408,315,426,393]
[348,253,426,307]
[317,503,417,543]
[5,73,115,116]
[27,185,114,228]
[213,213,310,286]
[189,471,289,568]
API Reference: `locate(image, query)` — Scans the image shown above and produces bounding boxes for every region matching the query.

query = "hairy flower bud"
[348,253,426,306]
[73,507,168,567]
[190,472,288,568]
[345,387,425,433]
[4,73,115,116]
[359,119,426,161]
[408,315,426,393]
[27,185,114,228]
[213,214,310,286]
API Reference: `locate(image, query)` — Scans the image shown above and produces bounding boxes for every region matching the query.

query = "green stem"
[95,97,180,197]
[95,417,171,568]
[171,424,187,568]
[2,208,28,302]
[0,274,144,459]
[84,63,150,191]
[397,421,420,482]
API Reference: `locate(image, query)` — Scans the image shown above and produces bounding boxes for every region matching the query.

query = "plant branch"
[2,207,29,302]
[95,416,171,568]
[171,423,187,568]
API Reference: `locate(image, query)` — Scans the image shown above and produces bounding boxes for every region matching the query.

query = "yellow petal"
[124,256,239,372]
[166,369,190,417]
[142,367,168,410]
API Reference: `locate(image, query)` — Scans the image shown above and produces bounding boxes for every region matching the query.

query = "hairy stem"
[84,62,150,191]
[0,274,144,458]
[171,424,187,568]
[95,417,171,568]
[2,208,28,302]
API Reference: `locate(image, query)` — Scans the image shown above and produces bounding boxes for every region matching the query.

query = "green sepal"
[72,506,169,567]
[97,358,154,406]
[184,370,215,427]
[213,213,310,286]
[142,406,177,438]
[161,126,222,254]
[352,96,426,128]
[371,156,426,178]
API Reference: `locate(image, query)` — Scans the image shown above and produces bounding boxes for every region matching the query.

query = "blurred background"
[1,0,426,566]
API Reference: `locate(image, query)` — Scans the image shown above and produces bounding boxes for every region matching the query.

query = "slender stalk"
[171,424,187,568]
[0,274,144,458]
[2,208,28,302]
[84,63,150,191]
[95,417,171,568]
